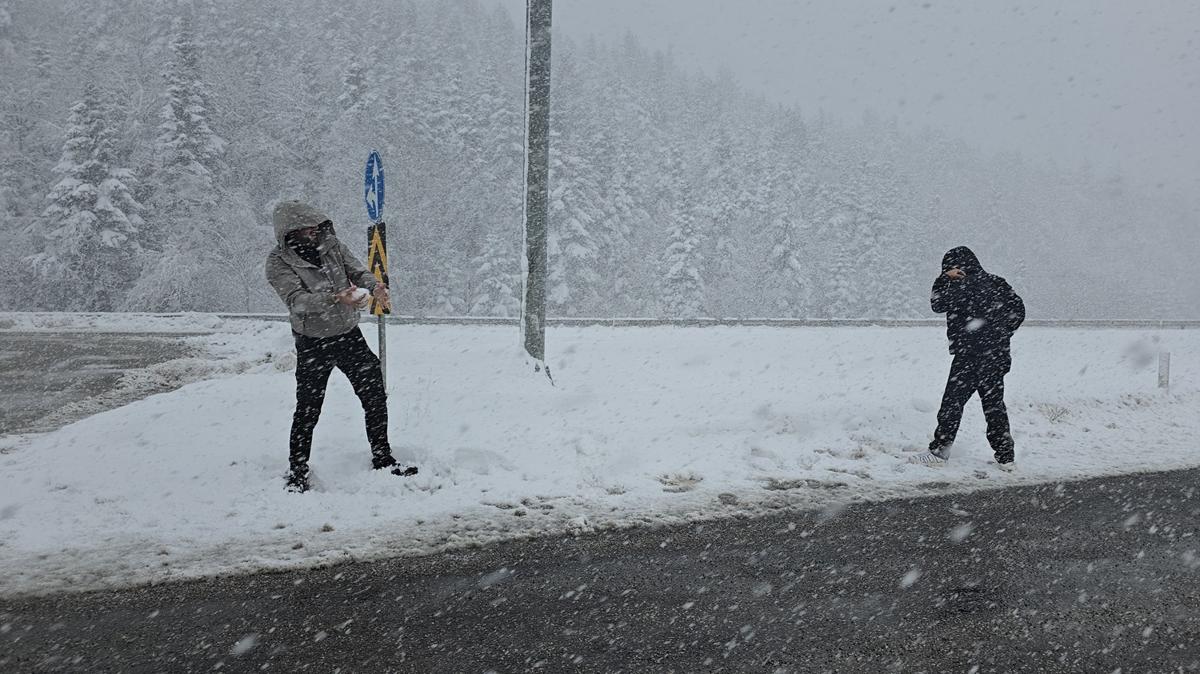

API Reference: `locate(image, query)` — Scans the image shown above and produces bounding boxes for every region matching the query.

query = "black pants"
[933,351,1014,461]
[289,327,390,474]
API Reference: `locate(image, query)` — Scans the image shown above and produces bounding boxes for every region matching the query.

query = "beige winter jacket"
[265,201,378,338]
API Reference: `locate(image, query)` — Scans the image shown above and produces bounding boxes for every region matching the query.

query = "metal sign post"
[364,150,388,383]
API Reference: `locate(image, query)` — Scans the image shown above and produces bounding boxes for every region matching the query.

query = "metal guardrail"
[212,314,1200,330]
[4,312,1196,331]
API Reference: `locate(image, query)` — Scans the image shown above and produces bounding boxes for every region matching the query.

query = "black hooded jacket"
[931,247,1025,356]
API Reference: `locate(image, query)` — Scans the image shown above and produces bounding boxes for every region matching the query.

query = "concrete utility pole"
[521,0,552,364]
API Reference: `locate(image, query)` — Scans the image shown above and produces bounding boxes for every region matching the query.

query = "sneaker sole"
[908,455,948,466]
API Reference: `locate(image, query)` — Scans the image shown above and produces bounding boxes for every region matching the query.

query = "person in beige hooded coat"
[266,200,416,493]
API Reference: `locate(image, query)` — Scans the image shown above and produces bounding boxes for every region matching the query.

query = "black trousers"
[289,327,390,474]
[933,351,1014,461]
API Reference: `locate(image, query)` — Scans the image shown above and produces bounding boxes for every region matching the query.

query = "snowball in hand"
[351,287,370,308]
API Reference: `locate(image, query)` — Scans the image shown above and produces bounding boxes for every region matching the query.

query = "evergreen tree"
[753,114,817,317]
[656,135,705,318]
[26,83,143,311]
[431,246,469,316]
[819,183,863,319]
[593,138,643,314]
[459,43,524,317]
[154,14,226,212]
[31,44,51,79]
[125,14,228,311]
[570,48,649,316]
[468,228,520,317]
[547,152,604,315]
[547,45,606,315]
[660,211,705,319]
[761,162,816,317]
[337,58,368,112]
[694,123,745,316]
[0,1,14,61]
[765,209,812,316]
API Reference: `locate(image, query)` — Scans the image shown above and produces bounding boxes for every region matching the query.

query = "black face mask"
[286,231,322,266]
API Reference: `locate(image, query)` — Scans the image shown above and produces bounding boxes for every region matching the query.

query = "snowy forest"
[0,0,1196,319]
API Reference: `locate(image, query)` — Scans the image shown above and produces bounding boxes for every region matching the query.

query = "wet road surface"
[0,332,193,435]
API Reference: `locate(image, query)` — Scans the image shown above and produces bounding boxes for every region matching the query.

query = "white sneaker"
[909,452,948,466]
[995,461,1015,473]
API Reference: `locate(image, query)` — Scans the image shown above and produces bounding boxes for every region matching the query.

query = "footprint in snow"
[483,496,558,511]
[761,477,848,491]
[657,472,703,493]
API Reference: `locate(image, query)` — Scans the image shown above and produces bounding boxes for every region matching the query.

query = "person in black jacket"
[919,246,1025,467]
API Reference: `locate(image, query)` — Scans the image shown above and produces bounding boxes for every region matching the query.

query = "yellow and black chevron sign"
[366,223,390,316]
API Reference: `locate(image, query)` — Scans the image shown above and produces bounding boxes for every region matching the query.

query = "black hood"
[942,246,983,274]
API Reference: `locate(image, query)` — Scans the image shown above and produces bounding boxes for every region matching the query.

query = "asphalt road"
[0,332,192,435]
[2,466,1198,673]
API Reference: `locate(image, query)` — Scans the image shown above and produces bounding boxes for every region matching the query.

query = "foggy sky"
[506,0,1200,206]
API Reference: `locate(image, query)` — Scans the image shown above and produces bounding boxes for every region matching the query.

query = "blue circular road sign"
[364,151,385,223]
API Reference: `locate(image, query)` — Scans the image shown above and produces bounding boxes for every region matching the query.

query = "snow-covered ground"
[1,315,1197,596]
[0,311,232,334]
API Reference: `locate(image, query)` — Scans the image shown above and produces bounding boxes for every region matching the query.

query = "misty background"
[0,0,1196,318]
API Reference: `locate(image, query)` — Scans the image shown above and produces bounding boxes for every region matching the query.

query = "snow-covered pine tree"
[765,209,811,316]
[431,245,469,316]
[547,45,605,316]
[853,130,917,319]
[124,14,228,311]
[0,1,14,61]
[753,114,816,317]
[762,172,815,317]
[468,228,520,317]
[337,58,367,112]
[0,2,29,309]
[547,151,604,315]
[207,192,275,313]
[422,4,470,151]
[294,52,332,197]
[31,44,51,80]
[593,43,659,316]
[817,181,863,319]
[592,134,643,315]
[26,82,143,311]
[459,30,524,318]
[662,142,705,316]
[694,122,745,316]
[660,210,705,319]
[0,17,51,237]
[155,15,226,203]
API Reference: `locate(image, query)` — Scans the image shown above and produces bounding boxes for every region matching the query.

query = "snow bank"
[1,322,1197,595]
[0,311,232,333]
